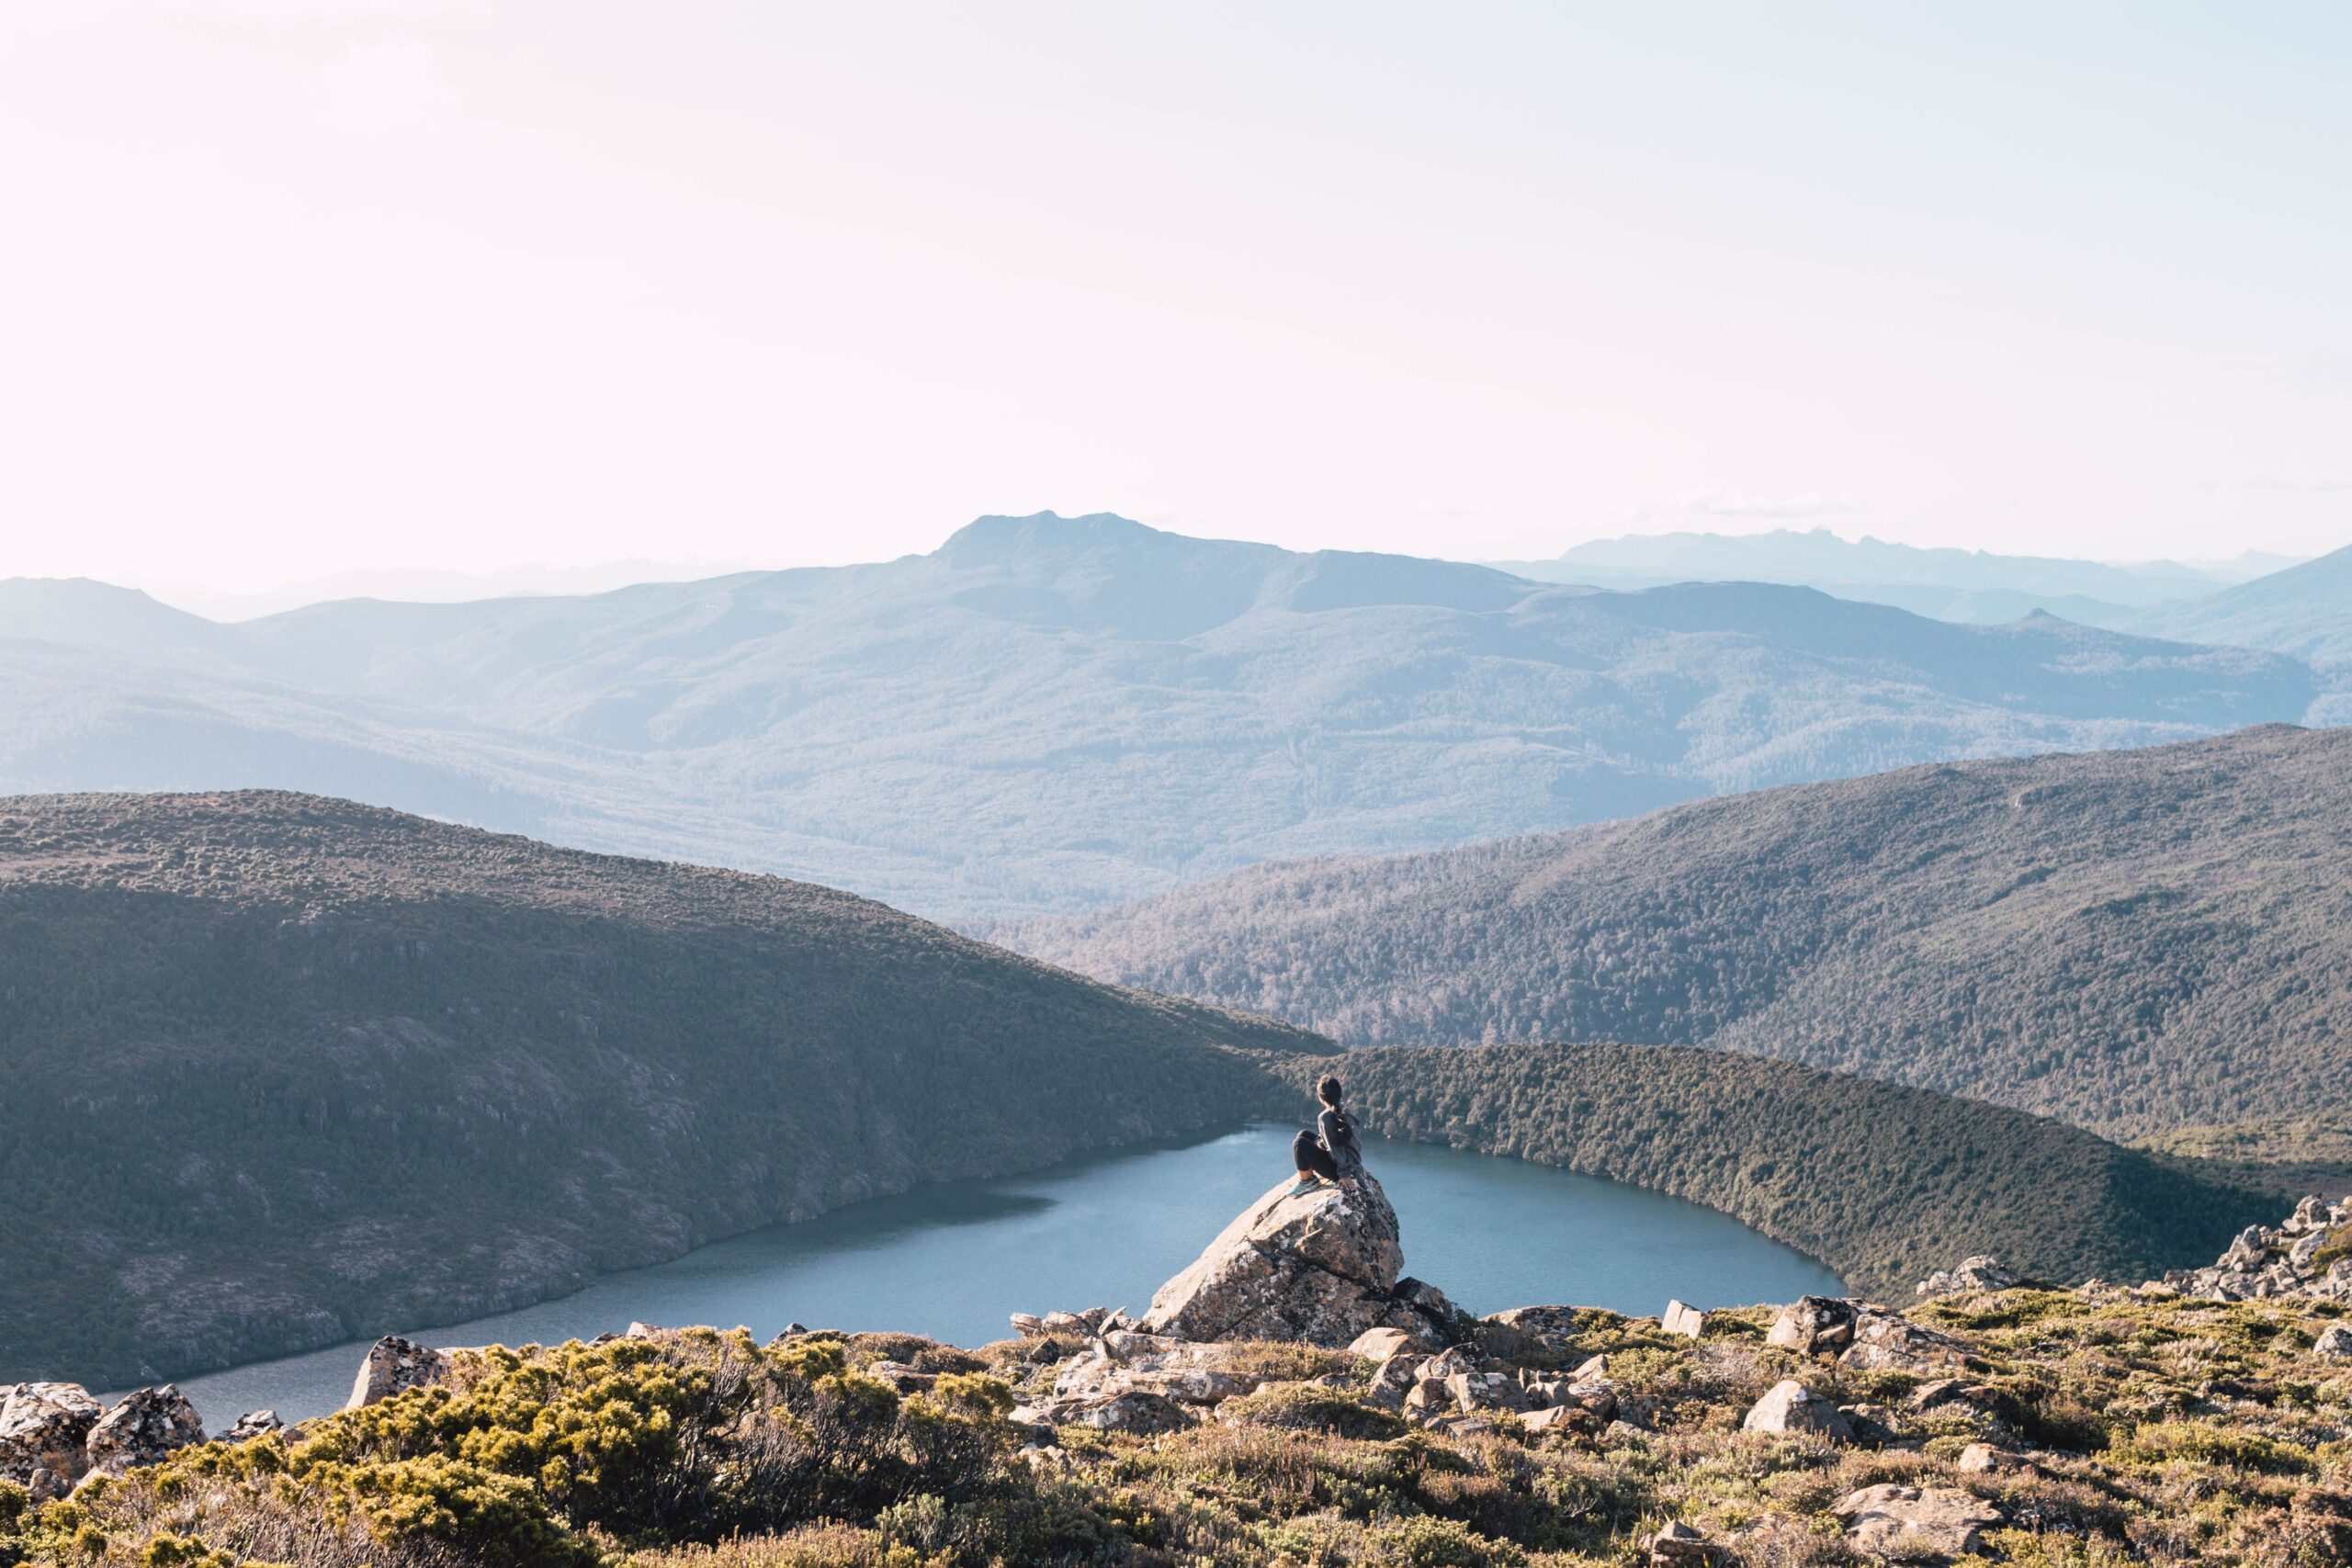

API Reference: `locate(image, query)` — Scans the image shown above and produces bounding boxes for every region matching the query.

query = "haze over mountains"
[1487,528,2303,628]
[2127,542,2352,668]
[1014,725,2352,1139]
[0,513,2332,921]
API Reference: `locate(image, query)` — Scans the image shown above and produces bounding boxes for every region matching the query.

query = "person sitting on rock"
[1285,1074,1363,1197]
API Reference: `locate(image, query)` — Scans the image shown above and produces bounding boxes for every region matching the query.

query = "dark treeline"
[1262,1043,2278,1299]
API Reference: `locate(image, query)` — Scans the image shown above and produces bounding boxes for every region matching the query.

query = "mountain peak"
[935,511,1176,565]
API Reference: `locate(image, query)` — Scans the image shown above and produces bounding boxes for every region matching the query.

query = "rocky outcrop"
[1138,1173,1455,1347]
[221,1410,287,1444]
[0,1383,102,1500]
[2165,1196,2352,1303]
[2313,1323,2352,1362]
[1372,1341,1617,1435]
[345,1335,453,1409]
[1,1382,208,1499]
[1766,1295,1973,1376]
[1766,1295,1856,1354]
[84,1386,205,1479]
[1913,1257,2023,1298]
[1832,1483,2002,1559]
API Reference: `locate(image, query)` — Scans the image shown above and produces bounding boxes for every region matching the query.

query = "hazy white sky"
[3,1,2347,597]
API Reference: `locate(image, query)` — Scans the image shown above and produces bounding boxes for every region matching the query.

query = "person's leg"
[1287,1130,1339,1195]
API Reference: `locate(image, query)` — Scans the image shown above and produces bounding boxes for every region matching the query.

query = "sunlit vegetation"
[6,1290,2348,1566]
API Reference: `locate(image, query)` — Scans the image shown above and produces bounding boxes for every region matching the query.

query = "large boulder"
[1839,1310,1973,1375]
[0,1382,102,1498]
[1741,1380,1853,1439]
[1766,1296,1857,1355]
[83,1386,204,1478]
[1141,1173,1449,1347]
[1832,1483,2002,1559]
[346,1335,452,1409]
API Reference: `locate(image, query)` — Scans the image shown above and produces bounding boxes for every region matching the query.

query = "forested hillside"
[0,513,2324,920]
[1017,725,2352,1137]
[1,791,2286,1393]
[0,791,1322,1388]
[1274,1044,2274,1298]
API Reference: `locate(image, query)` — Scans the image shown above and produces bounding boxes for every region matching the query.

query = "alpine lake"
[155,1126,1843,1427]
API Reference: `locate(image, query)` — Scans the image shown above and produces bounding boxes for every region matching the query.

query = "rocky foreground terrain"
[4,1179,2349,1566]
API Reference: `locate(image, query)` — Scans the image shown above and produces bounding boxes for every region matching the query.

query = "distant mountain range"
[1012,725,2352,1138]
[2126,543,2352,667]
[158,558,782,623]
[0,513,2332,920]
[1487,527,2303,627]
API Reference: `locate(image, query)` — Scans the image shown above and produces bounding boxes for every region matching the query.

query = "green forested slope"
[1,789,2283,1393]
[1018,725,2352,1136]
[0,791,1322,1388]
[1272,1043,2275,1297]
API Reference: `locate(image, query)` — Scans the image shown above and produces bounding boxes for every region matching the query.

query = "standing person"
[1285,1075,1363,1196]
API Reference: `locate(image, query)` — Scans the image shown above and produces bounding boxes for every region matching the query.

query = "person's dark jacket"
[1317,1105,1363,1177]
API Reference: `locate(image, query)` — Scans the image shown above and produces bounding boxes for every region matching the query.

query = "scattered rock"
[2313,1323,2352,1361]
[221,1411,286,1444]
[1832,1483,2002,1559]
[1839,1309,1973,1375]
[1102,1330,1184,1361]
[1470,1318,1535,1359]
[0,1382,102,1498]
[1349,1326,1418,1361]
[1838,1401,1899,1444]
[1956,1442,2033,1475]
[1767,1295,1857,1355]
[1442,1368,1529,1414]
[1015,1390,1191,1435]
[1915,1257,2024,1298]
[1662,1300,1706,1338]
[1741,1380,1854,1439]
[868,1361,939,1394]
[1367,1349,1424,1409]
[1483,1304,1592,1356]
[2167,1198,2352,1304]
[345,1335,452,1409]
[1140,1172,1452,1347]
[84,1386,204,1477]
[1647,1519,1721,1564]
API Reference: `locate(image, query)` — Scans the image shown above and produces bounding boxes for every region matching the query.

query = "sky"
[2,0,2347,604]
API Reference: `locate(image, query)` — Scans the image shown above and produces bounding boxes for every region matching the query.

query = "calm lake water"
[154,1126,1841,1427]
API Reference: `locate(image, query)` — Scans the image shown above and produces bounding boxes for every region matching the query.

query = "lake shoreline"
[137,1126,1844,1428]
